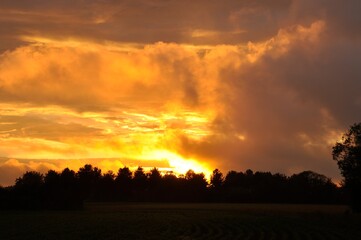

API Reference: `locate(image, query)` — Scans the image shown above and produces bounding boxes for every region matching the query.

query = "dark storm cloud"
[172,16,361,179]
[0,0,293,50]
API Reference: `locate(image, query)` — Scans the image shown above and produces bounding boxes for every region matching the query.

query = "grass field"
[1,203,360,240]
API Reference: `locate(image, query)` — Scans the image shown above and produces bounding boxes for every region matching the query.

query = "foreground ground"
[0,203,360,240]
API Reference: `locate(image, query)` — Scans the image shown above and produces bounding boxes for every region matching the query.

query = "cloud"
[0,41,211,111]
[0,0,293,51]
[0,0,360,186]
[0,158,61,186]
[165,20,359,179]
[0,114,103,140]
[0,0,359,51]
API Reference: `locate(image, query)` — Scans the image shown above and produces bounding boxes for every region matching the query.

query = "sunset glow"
[1,0,360,186]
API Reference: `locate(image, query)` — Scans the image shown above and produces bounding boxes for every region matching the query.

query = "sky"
[0,0,360,186]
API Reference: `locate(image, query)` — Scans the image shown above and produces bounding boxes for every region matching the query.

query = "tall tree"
[133,166,147,190]
[116,167,132,184]
[15,171,44,195]
[14,171,44,209]
[115,167,133,200]
[210,169,224,188]
[76,164,101,199]
[148,167,162,187]
[59,168,83,209]
[96,171,116,201]
[333,122,361,212]
[185,170,208,201]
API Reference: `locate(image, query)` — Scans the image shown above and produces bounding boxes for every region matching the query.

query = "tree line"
[0,165,343,210]
[1,122,360,211]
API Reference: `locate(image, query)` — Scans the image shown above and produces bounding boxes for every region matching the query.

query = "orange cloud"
[0,14,359,186]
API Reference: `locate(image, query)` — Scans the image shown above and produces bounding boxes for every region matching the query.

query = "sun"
[142,149,212,177]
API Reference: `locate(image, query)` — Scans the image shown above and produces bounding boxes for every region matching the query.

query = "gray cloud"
[172,18,361,179]
[0,0,293,50]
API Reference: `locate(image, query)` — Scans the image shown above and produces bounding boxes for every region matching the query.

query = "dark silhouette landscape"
[1,0,361,239]
[1,124,360,239]
[0,165,345,210]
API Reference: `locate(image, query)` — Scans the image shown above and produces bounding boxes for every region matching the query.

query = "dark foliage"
[115,167,133,200]
[333,122,361,212]
[0,164,343,210]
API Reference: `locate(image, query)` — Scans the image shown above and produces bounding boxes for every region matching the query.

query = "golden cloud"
[0,19,355,186]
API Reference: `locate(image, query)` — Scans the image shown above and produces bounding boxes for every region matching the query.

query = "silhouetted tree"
[76,164,101,200]
[43,170,61,208]
[60,168,77,187]
[210,169,224,188]
[209,169,224,201]
[266,173,288,202]
[42,169,83,209]
[133,167,147,188]
[15,171,44,190]
[223,171,244,202]
[224,171,243,187]
[58,168,83,209]
[95,171,116,201]
[146,168,162,201]
[162,172,182,201]
[44,170,60,187]
[116,167,132,185]
[185,170,208,201]
[148,167,162,187]
[0,165,345,208]
[13,171,44,209]
[132,166,147,200]
[115,167,133,200]
[333,122,361,212]
[289,171,338,204]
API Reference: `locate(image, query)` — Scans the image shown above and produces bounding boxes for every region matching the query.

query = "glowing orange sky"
[1,0,361,186]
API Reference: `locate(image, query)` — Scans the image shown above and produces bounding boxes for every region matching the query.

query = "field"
[1,203,360,240]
